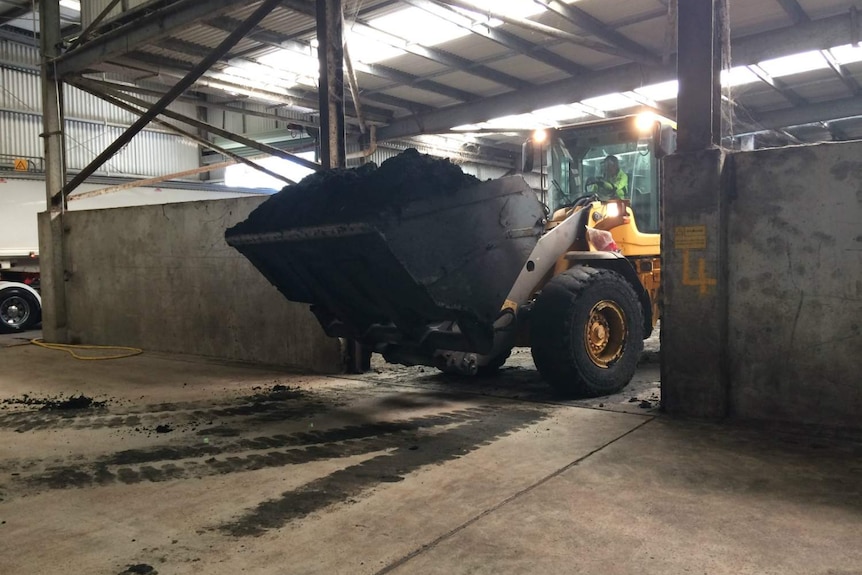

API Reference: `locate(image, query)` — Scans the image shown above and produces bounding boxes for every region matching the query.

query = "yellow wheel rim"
[584,300,627,368]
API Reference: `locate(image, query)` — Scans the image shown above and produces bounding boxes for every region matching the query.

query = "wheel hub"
[584,300,627,368]
[1,297,29,326]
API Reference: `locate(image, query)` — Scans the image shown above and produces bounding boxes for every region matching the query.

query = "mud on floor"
[352,346,662,414]
[0,379,556,539]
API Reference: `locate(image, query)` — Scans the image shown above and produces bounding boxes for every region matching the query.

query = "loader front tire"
[531,267,643,397]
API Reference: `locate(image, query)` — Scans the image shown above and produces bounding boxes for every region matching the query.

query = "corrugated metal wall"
[0,40,200,177]
[0,40,38,67]
[81,0,152,29]
[212,101,311,134]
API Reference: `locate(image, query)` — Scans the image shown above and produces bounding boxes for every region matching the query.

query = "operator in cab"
[600,155,628,199]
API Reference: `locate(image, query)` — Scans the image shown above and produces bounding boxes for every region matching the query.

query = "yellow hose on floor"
[30,338,143,360]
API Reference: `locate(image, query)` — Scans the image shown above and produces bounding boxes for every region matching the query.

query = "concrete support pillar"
[316,0,345,170]
[39,0,69,343]
[660,0,729,418]
[661,150,728,418]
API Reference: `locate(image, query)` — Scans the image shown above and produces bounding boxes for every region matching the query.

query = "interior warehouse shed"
[0,0,860,573]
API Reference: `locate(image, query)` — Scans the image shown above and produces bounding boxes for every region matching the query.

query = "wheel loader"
[225,114,674,397]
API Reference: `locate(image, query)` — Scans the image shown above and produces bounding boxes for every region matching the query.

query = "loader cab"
[541,114,674,234]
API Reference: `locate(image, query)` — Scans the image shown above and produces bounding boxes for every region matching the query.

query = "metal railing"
[0,154,44,174]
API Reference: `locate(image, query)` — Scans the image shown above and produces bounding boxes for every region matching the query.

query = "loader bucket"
[226,159,544,354]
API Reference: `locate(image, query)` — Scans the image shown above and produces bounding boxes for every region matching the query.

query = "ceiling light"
[720,66,759,87]
[634,80,678,102]
[451,0,545,24]
[757,50,828,78]
[531,104,587,123]
[826,44,862,65]
[580,93,637,112]
[343,30,405,64]
[369,7,468,48]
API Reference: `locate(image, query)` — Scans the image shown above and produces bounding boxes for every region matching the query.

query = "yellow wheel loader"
[226,114,674,397]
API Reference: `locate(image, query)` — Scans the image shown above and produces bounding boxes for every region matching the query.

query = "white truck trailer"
[1,180,45,333]
[0,178,256,333]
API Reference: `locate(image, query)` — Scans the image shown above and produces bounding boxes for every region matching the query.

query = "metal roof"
[3,0,862,154]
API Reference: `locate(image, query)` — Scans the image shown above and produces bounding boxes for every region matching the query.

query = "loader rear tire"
[531,267,643,397]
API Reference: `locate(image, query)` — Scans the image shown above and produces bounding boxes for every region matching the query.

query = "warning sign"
[13,158,28,171]
[674,225,707,250]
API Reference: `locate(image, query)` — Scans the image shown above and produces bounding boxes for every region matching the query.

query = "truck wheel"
[531,267,643,397]
[0,287,41,333]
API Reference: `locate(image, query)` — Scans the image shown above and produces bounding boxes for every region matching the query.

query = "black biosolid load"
[226,149,544,354]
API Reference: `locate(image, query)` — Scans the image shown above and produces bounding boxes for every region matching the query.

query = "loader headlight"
[606,202,620,217]
[635,112,656,133]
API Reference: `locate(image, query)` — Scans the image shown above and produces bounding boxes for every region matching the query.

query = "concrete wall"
[2,177,254,257]
[39,197,343,373]
[663,141,862,429]
[728,143,862,428]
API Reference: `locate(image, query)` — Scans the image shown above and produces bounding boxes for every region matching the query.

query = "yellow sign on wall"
[674,225,707,250]
[13,158,28,171]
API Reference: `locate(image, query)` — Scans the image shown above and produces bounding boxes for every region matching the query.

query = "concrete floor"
[1,330,861,575]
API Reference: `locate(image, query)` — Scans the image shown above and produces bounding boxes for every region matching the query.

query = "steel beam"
[67,0,123,50]
[731,11,859,64]
[204,15,480,103]
[756,96,862,129]
[71,81,300,185]
[0,25,36,46]
[747,65,808,107]
[343,41,367,133]
[354,62,478,103]
[821,49,862,96]
[0,1,32,26]
[377,61,675,141]
[775,0,809,25]
[375,0,860,141]
[68,158,247,201]
[532,0,661,66]
[77,78,321,171]
[53,0,245,78]
[355,23,532,91]
[403,0,587,76]
[316,0,345,169]
[117,49,401,119]
[823,121,849,141]
[282,0,531,90]
[432,0,636,61]
[78,77,320,127]
[61,0,284,196]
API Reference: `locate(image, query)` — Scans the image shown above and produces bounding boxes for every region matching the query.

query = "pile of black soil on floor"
[1,393,107,411]
[226,148,480,236]
[245,383,304,403]
[118,565,157,575]
[40,394,106,411]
